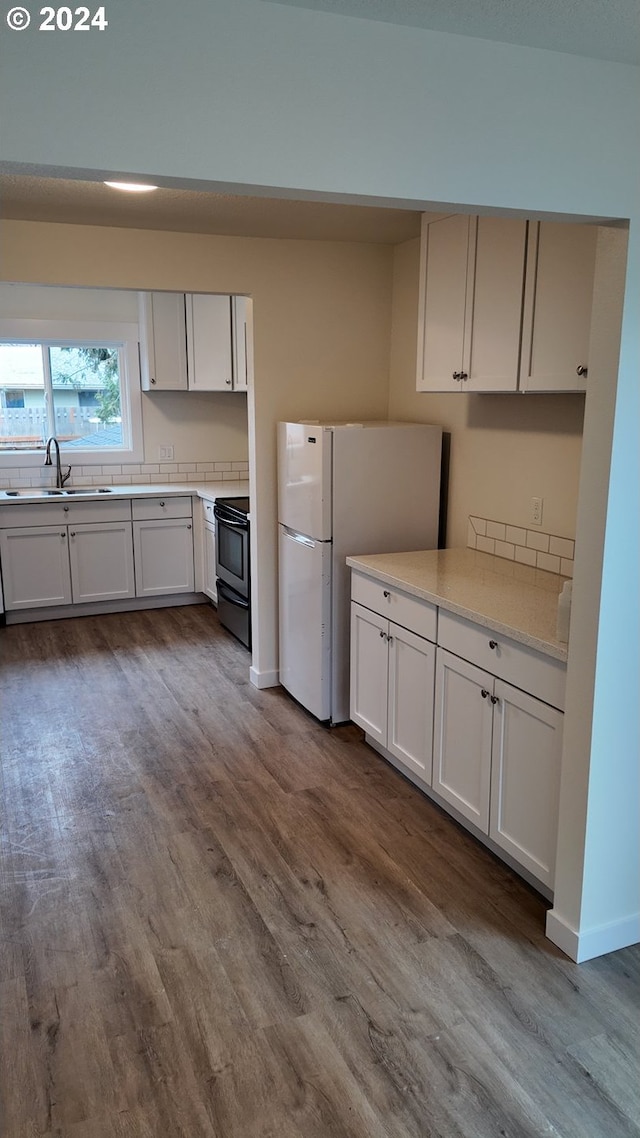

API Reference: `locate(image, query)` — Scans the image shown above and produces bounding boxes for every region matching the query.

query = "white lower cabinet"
[68,521,135,603]
[350,601,435,786]
[0,526,73,609]
[133,519,194,596]
[489,680,563,887]
[350,571,565,893]
[202,499,217,602]
[0,520,135,608]
[433,648,493,831]
[0,495,197,616]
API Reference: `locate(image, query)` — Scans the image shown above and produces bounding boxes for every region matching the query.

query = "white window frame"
[0,318,143,467]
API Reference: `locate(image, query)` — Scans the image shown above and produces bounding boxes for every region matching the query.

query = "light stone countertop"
[346,547,569,662]
[0,481,249,505]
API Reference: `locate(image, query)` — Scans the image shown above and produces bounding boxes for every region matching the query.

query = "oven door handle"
[217,581,250,608]
[214,513,248,528]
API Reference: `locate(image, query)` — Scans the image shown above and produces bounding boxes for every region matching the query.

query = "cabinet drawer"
[0,502,68,527]
[132,496,192,521]
[351,572,437,642]
[65,501,132,524]
[202,499,216,524]
[438,610,565,710]
[0,500,131,526]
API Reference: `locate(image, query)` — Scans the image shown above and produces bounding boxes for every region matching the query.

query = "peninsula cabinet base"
[3,591,207,625]
[360,730,554,902]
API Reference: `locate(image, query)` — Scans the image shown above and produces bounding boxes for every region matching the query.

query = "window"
[0,319,142,466]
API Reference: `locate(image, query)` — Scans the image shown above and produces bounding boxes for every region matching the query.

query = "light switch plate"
[159,444,174,461]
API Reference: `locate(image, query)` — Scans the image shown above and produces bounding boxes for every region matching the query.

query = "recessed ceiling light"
[104,181,158,193]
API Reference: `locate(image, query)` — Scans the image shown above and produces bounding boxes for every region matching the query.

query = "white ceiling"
[0,174,425,245]
[266,0,640,66]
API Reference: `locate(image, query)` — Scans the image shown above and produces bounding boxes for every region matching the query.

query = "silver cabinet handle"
[187,524,192,530]
[150,377,156,385]
[159,501,165,507]
[63,506,69,512]
[489,640,498,650]
[387,635,393,644]
[383,590,390,598]
[225,377,232,385]
[481,688,490,699]
[576,364,588,377]
[60,532,66,538]
[70,531,76,537]
[491,695,499,705]
[379,629,385,638]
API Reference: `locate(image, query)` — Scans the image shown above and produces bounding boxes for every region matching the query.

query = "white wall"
[1,0,638,960]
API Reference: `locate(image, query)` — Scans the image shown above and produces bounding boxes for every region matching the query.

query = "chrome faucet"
[44,437,72,489]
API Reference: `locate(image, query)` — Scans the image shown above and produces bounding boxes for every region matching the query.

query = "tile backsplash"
[1,459,249,489]
[468,515,574,577]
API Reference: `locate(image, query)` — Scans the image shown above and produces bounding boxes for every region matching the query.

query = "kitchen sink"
[63,487,112,494]
[3,487,113,498]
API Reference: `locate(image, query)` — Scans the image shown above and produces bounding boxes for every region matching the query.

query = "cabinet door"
[349,603,389,747]
[138,292,188,390]
[203,520,217,602]
[186,294,233,391]
[0,526,72,609]
[520,221,597,392]
[133,519,194,596]
[417,214,469,392]
[433,648,493,831]
[489,681,563,887]
[232,296,252,391]
[69,521,135,603]
[387,622,435,785]
[464,217,526,392]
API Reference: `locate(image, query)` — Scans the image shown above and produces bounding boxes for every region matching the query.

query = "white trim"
[0,319,143,466]
[250,665,280,689]
[546,907,640,962]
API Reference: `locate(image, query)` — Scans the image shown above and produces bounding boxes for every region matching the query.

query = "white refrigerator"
[278,420,442,723]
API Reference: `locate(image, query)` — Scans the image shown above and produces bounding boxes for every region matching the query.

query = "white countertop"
[346,547,568,661]
[0,481,249,505]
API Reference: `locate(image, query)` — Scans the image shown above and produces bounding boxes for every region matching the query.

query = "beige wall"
[0,281,248,466]
[388,238,585,548]
[1,220,393,680]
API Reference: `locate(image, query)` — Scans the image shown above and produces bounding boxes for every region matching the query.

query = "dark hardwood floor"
[1,605,638,1137]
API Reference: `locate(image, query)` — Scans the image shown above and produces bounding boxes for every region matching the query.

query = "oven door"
[214,508,249,597]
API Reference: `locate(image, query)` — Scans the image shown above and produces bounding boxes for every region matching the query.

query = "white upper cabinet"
[139,292,244,392]
[232,296,252,391]
[186,294,233,391]
[139,292,188,391]
[417,215,526,394]
[417,214,470,392]
[466,216,527,392]
[417,215,597,394]
[520,222,597,393]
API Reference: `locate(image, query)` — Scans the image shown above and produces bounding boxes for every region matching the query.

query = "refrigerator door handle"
[282,526,318,549]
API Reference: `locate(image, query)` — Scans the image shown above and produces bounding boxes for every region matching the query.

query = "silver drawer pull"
[481,688,490,699]
[159,500,165,507]
[379,629,385,638]
[383,590,390,598]
[489,640,498,650]
[491,695,499,705]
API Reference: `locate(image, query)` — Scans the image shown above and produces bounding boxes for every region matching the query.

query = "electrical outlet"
[159,444,174,461]
[531,496,543,526]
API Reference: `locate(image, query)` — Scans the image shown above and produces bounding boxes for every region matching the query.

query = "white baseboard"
[249,665,280,689]
[546,908,640,962]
